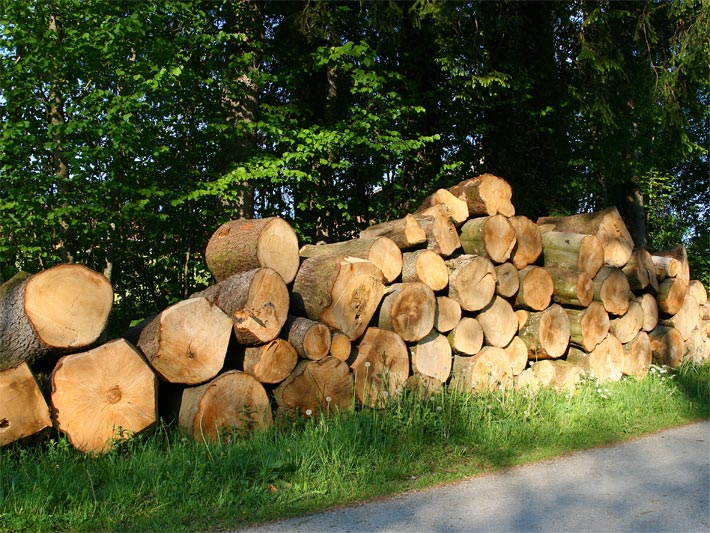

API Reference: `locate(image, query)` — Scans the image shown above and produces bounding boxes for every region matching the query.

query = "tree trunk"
[477,295,518,348]
[593,266,631,316]
[515,266,554,311]
[280,316,331,361]
[459,215,517,264]
[537,207,635,267]
[0,265,113,371]
[123,298,233,385]
[565,301,610,353]
[274,356,354,417]
[622,248,659,292]
[609,298,644,344]
[638,293,659,332]
[410,330,453,383]
[622,331,652,380]
[519,304,570,360]
[50,339,158,454]
[545,266,594,307]
[415,188,470,226]
[177,370,272,441]
[193,268,289,345]
[655,277,687,316]
[649,326,684,368]
[0,362,52,447]
[349,327,409,407]
[494,262,521,299]
[434,296,462,334]
[539,230,604,280]
[300,237,402,283]
[243,339,298,384]
[450,347,513,392]
[205,217,300,284]
[447,317,484,355]
[447,174,515,217]
[414,205,462,257]
[377,282,436,342]
[446,255,497,312]
[401,249,449,291]
[359,214,427,250]
[658,294,700,340]
[291,256,384,341]
[508,216,543,269]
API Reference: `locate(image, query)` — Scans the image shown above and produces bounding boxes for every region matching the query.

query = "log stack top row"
[1,173,708,454]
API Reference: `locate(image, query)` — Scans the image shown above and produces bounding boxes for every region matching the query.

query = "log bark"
[0,265,113,371]
[622,331,652,380]
[193,267,289,345]
[658,294,700,341]
[274,356,354,417]
[494,262,520,299]
[688,280,708,306]
[540,231,604,280]
[565,301,610,353]
[656,277,687,316]
[622,248,659,292]
[649,326,684,368]
[280,316,331,361]
[177,370,272,441]
[377,282,436,342]
[638,293,659,332]
[593,266,631,316]
[50,339,158,454]
[401,249,449,291]
[205,217,300,284]
[508,216,543,270]
[123,298,233,384]
[586,334,624,383]
[243,339,298,384]
[537,207,635,267]
[447,173,515,217]
[359,214,427,250]
[515,266,554,311]
[504,336,530,376]
[545,266,594,308]
[477,295,518,348]
[609,298,644,344]
[447,317,484,356]
[291,256,385,340]
[450,347,513,392]
[349,327,409,407]
[519,304,570,360]
[299,237,402,284]
[410,330,453,383]
[329,331,352,361]
[446,255,497,312]
[0,362,52,446]
[415,188,469,225]
[414,205,462,257]
[434,296,462,334]
[459,215,517,264]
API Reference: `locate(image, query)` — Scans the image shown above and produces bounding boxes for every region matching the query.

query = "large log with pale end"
[242,339,298,384]
[123,297,233,384]
[280,315,331,361]
[328,331,352,361]
[401,249,449,291]
[494,262,520,299]
[649,326,684,368]
[593,266,631,316]
[415,188,469,226]
[519,304,570,360]
[0,362,52,446]
[658,294,700,341]
[446,254,496,312]
[450,347,513,392]
[459,215,517,264]
[622,331,652,380]
[537,207,635,268]
[359,214,427,250]
[205,217,300,284]
[377,282,436,342]
[177,370,273,441]
[504,336,529,376]
[349,327,409,407]
[530,359,583,393]
[515,266,554,311]
[655,277,687,316]
[622,248,659,292]
[193,267,289,345]
[299,237,402,284]
[653,245,690,285]
[508,216,543,270]
[688,280,708,306]
[565,301,610,353]
[476,295,518,348]
[638,293,659,332]
[410,330,453,382]
[414,205,461,257]
[540,230,604,280]
[291,256,385,341]
[586,334,624,383]
[434,296,462,334]
[447,173,515,217]
[651,255,681,281]
[609,298,644,344]
[50,339,158,454]
[545,266,594,307]
[0,265,113,371]
[274,357,354,417]
[447,317,483,356]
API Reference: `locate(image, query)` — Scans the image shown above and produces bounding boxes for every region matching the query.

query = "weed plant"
[0,362,708,532]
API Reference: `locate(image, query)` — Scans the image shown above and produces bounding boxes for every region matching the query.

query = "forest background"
[1,0,708,334]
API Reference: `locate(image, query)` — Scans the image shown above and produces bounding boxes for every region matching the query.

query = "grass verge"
[1,362,708,532]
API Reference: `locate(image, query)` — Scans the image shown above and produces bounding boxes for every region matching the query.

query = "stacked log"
[2,173,709,454]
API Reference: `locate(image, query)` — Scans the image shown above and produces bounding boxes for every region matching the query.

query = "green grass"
[1,362,708,532]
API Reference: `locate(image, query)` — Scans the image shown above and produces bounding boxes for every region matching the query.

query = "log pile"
[1,173,709,454]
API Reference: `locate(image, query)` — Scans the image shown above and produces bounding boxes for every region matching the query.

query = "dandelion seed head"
[305,409,313,416]
[364,362,371,368]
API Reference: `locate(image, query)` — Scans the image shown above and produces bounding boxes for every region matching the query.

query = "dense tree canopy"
[1,0,708,331]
